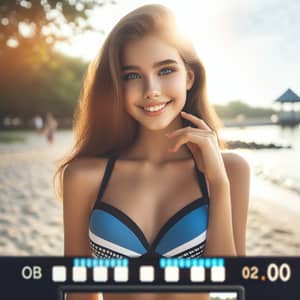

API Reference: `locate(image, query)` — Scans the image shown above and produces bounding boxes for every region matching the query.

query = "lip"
[141,101,170,109]
[140,100,172,116]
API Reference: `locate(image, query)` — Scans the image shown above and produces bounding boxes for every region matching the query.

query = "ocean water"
[220,125,300,212]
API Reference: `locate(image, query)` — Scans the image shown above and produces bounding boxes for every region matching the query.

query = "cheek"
[125,82,142,96]
[123,83,141,108]
[163,74,188,98]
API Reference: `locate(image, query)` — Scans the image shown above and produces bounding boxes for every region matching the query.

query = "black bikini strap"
[95,156,117,203]
[195,168,210,200]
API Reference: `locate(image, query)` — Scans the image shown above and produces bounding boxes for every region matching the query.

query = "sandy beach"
[0,132,300,257]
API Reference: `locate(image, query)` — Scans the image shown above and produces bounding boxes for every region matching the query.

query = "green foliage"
[214,100,276,119]
[0,50,87,118]
[0,0,113,124]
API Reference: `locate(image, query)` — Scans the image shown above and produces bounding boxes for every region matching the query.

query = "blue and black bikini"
[89,156,209,258]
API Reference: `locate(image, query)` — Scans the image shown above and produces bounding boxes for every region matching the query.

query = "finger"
[166,127,212,138]
[169,132,210,152]
[181,111,212,131]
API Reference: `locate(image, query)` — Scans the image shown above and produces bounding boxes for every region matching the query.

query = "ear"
[186,67,195,91]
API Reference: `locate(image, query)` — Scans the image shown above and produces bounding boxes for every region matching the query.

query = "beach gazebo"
[274,88,300,125]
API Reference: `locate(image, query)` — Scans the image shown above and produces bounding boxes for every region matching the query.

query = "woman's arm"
[223,152,250,256]
[203,178,237,256]
[63,159,106,300]
[167,112,239,255]
[204,152,250,256]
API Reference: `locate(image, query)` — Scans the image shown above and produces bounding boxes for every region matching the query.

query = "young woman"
[56,4,250,300]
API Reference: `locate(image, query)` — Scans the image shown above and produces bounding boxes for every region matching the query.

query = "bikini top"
[89,156,210,259]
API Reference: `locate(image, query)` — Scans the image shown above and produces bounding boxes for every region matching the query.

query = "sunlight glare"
[56,0,245,104]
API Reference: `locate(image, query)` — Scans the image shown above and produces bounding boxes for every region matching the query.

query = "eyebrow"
[121,59,178,71]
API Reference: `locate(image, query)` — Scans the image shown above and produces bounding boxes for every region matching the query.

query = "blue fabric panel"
[155,205,208,253]
[90,209,147,254]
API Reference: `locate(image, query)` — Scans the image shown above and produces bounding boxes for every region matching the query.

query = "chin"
[144,124,169,131]
[139,118,175,131]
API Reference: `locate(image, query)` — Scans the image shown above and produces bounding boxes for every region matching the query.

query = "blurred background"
[0,0,299,261]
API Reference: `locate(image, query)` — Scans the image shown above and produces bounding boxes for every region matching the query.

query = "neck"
[121,116,192,164]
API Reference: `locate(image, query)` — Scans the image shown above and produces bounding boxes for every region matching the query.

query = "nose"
[143,76,161,100]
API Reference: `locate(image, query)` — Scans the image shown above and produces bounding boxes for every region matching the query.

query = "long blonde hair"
[54,4,223,200]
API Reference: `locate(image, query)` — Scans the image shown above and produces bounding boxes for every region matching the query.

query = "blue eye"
[123,73,141,80]
[159,67,174,75]
[123,68,175,80]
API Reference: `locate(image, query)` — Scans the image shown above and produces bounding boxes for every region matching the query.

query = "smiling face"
[121,34,194,131]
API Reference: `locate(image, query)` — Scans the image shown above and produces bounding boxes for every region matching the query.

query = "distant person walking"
[33,115,44,133]
[43,112,58,145]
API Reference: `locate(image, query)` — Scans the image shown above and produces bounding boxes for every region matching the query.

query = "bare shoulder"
[63,156,109,209]
[64,156,108,181]
[221,151,250,179]
[221,151,250,255]
[63,156,109,257]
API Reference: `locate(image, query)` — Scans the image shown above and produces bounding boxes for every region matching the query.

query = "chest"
[100,160,203,245]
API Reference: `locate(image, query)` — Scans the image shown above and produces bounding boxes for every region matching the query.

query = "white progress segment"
[52,266,66,282]
[114,266,128,282]
[164,266,179,282]
[93,266,108,282]
[139,265,155,282]
[211,266,225,282]
[190,266,205,282]
[72,266,87,282]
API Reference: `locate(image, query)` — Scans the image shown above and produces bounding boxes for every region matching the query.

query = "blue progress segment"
[72,257,224,268]
[159,258,225,268]
[73,258,129,268]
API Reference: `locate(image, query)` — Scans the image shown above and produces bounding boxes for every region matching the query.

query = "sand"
[0,138,299,256]
[246,192,300,255]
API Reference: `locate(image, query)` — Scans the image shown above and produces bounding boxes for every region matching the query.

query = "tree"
[0,0,115,123]
[214,100,276,119]
[0,0,114,55]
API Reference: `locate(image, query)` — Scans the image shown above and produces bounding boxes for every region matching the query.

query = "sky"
[56,0,300,107]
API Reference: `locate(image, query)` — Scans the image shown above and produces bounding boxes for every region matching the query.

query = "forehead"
[121,34,184,66]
